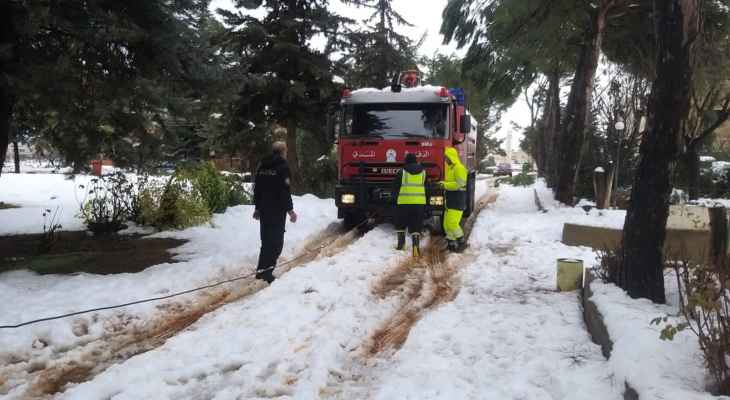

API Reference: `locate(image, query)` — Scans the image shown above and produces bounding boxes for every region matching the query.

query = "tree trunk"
[555,6,610,204]
[535,126,545,176]
[686,143,701,199]
[286,118,303,193]
[0,92,9,177]
[13,140,20,173]
[620,0,699,304]
[543,70,561,187]
[0,0,22,178]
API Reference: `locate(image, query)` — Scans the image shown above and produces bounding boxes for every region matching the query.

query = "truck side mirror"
[460,114,471,134]
[453,132,466,144]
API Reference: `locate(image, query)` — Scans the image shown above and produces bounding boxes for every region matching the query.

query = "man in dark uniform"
[392,153,426,258]
[253,141,298,284]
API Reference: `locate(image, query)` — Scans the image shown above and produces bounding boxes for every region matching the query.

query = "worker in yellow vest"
[392,153,426,257]
[440,147,468,252]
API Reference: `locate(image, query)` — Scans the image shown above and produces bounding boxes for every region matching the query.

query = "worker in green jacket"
[392,153,426,258]
[440,147,468,252]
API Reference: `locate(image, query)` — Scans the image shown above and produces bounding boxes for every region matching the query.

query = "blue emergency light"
[449,88,466,105]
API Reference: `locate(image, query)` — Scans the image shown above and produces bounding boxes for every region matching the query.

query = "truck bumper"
[335,183,445,218]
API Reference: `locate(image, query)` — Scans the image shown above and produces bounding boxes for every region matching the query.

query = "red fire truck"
[334,71,478,231]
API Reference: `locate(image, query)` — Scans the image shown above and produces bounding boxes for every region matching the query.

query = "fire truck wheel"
[463,173,476,219]
[343,210,366,230]
[429,215,445,236]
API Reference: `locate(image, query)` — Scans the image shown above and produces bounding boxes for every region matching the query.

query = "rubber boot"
[454,237,467,253]
[396,231,406,250]
[411,234,421,258]
[446,240,457,252]
[256,267,275,284]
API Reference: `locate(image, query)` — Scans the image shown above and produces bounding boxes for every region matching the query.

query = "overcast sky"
[209,0,529,151]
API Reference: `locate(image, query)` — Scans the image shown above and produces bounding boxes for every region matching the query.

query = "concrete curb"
[582,270,640,400]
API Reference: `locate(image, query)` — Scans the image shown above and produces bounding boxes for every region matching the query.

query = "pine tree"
[441,0,578,184]
[1,0,219,176]
[219,0,348,192]
[342,0,422,88]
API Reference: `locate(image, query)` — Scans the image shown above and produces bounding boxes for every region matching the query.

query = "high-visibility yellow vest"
[397,170,426,205]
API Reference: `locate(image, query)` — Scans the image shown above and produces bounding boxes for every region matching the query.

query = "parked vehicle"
[495,162,513,177]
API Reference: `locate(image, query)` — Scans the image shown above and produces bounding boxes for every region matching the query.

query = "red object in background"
[91,160,102,176]
[401,70,419,88]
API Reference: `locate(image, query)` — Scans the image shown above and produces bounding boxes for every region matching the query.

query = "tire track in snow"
[1,223,365,399]
[319,192,497,399]
[364,192,498,356]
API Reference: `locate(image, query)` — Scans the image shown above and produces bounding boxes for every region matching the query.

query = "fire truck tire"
[463,173,476,219]
[344,210,366,230]
[429,215,445,236]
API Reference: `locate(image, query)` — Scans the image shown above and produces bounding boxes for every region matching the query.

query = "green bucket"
[557,258,584,292]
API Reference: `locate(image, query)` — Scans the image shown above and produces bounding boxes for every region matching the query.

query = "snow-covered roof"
[343,85,452,104]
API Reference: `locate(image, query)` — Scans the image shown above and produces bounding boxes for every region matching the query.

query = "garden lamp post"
[613,118,626,205]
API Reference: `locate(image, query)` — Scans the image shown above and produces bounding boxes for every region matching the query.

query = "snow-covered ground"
[25,180,618,399]
[338,182,621,399]
[55,227,404,400]
[3,175,721,399]
[0,183,337,372]
[592,277,730,399]
[0,173,94,234]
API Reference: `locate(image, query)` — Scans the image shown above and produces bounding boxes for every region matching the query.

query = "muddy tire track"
[2,223,364,399]
[365,192,498,356]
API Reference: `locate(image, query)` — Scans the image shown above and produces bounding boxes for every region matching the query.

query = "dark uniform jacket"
[254,154,294,214]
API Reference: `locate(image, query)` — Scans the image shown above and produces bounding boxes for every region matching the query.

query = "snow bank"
[591,277,728,399]
[0,173,93,234]
[0,195,337,365]
[56,227,402,399]
[694,198,730,208]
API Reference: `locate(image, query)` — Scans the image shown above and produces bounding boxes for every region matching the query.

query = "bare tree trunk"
[621,0,700,304]
[13,140,20,173]
[544,70,561,187]
[555,4,611,204]
[0,93,9,177]
[286,118,303,193]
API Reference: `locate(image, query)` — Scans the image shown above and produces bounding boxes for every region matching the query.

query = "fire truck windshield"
[341,103,448,139]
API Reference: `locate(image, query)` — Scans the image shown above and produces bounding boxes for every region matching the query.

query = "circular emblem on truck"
[386,149,397,162]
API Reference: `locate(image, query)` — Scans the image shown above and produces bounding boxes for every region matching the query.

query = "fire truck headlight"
[341,194,356,204]
[429,196,444,206]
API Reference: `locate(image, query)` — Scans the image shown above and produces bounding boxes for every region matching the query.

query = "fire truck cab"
[334,72,478,231]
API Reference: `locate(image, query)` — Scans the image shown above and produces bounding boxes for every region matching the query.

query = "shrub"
[78,172,134,234]
[177,162,230,213]
[594,248,623,285]
[136,176,211,230]
[40,204,63,253]
[224,174,253,206]
[653,257,730,395]
[505,173,536,187]
[128,174,150,224]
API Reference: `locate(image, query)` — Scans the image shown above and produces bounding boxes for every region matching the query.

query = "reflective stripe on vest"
[397,171,426,205]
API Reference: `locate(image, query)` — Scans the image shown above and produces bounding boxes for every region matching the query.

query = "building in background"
[491,132,533,166]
